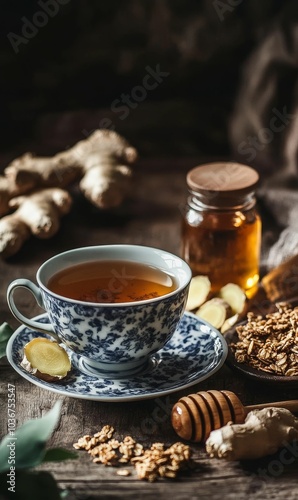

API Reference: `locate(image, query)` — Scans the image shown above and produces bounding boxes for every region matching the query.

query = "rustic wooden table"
[1,158,298,500]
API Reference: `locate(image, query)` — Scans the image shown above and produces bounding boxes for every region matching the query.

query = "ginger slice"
[185,275,211,311]
[21,338,71,382]
[195,298,232,329]
[218,283,246,314]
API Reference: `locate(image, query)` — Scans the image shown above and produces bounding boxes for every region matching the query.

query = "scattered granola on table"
[73,425,192,482]
[230,302,298,376]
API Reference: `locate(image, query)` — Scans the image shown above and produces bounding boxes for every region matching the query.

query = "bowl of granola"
[224,300,298,384]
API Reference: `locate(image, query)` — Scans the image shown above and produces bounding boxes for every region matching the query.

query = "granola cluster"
[231,302,298,376]
[73,425,192,482]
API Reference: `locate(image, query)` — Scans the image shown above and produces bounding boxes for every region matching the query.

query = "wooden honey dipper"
[171,390,298,443]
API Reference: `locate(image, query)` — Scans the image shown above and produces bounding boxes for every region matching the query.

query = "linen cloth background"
[229,1,298,274]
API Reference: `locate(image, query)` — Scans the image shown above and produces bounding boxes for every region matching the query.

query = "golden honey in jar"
[181,162,261,298]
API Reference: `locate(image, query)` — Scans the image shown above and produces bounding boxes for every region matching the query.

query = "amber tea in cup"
[47,260,177,304]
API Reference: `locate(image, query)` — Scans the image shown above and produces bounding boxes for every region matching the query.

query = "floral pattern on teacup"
[41,287,189,364]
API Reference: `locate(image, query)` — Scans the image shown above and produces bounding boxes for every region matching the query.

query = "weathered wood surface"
[1,158,298,500]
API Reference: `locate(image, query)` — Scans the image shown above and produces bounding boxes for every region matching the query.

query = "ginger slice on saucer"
[21,338,71,382]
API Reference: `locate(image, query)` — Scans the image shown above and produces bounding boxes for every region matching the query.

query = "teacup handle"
[7,279,60,341]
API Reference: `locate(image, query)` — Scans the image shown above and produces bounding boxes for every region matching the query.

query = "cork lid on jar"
[186,162,259,206]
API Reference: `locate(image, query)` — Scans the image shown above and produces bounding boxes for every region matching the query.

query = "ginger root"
[0,188,72,258]
[206,407,298,460]
[3,129,138,211]
[0,129,138,257]
[0,175,28,217]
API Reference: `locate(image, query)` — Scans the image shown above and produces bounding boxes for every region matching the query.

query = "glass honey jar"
[181,162,261,298]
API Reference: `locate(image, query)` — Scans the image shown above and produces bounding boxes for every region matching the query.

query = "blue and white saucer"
[6,312,228,402]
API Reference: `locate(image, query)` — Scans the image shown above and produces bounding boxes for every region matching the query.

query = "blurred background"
[1,0,297,177]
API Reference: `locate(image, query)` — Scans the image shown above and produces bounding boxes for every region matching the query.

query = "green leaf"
[0,323,14,358]
[0,401,62,472]
[0,470,62,500]
[42,447,78,463]
[60,490,69,499]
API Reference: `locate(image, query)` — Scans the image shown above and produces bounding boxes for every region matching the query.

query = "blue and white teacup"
[7,245,191,377]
